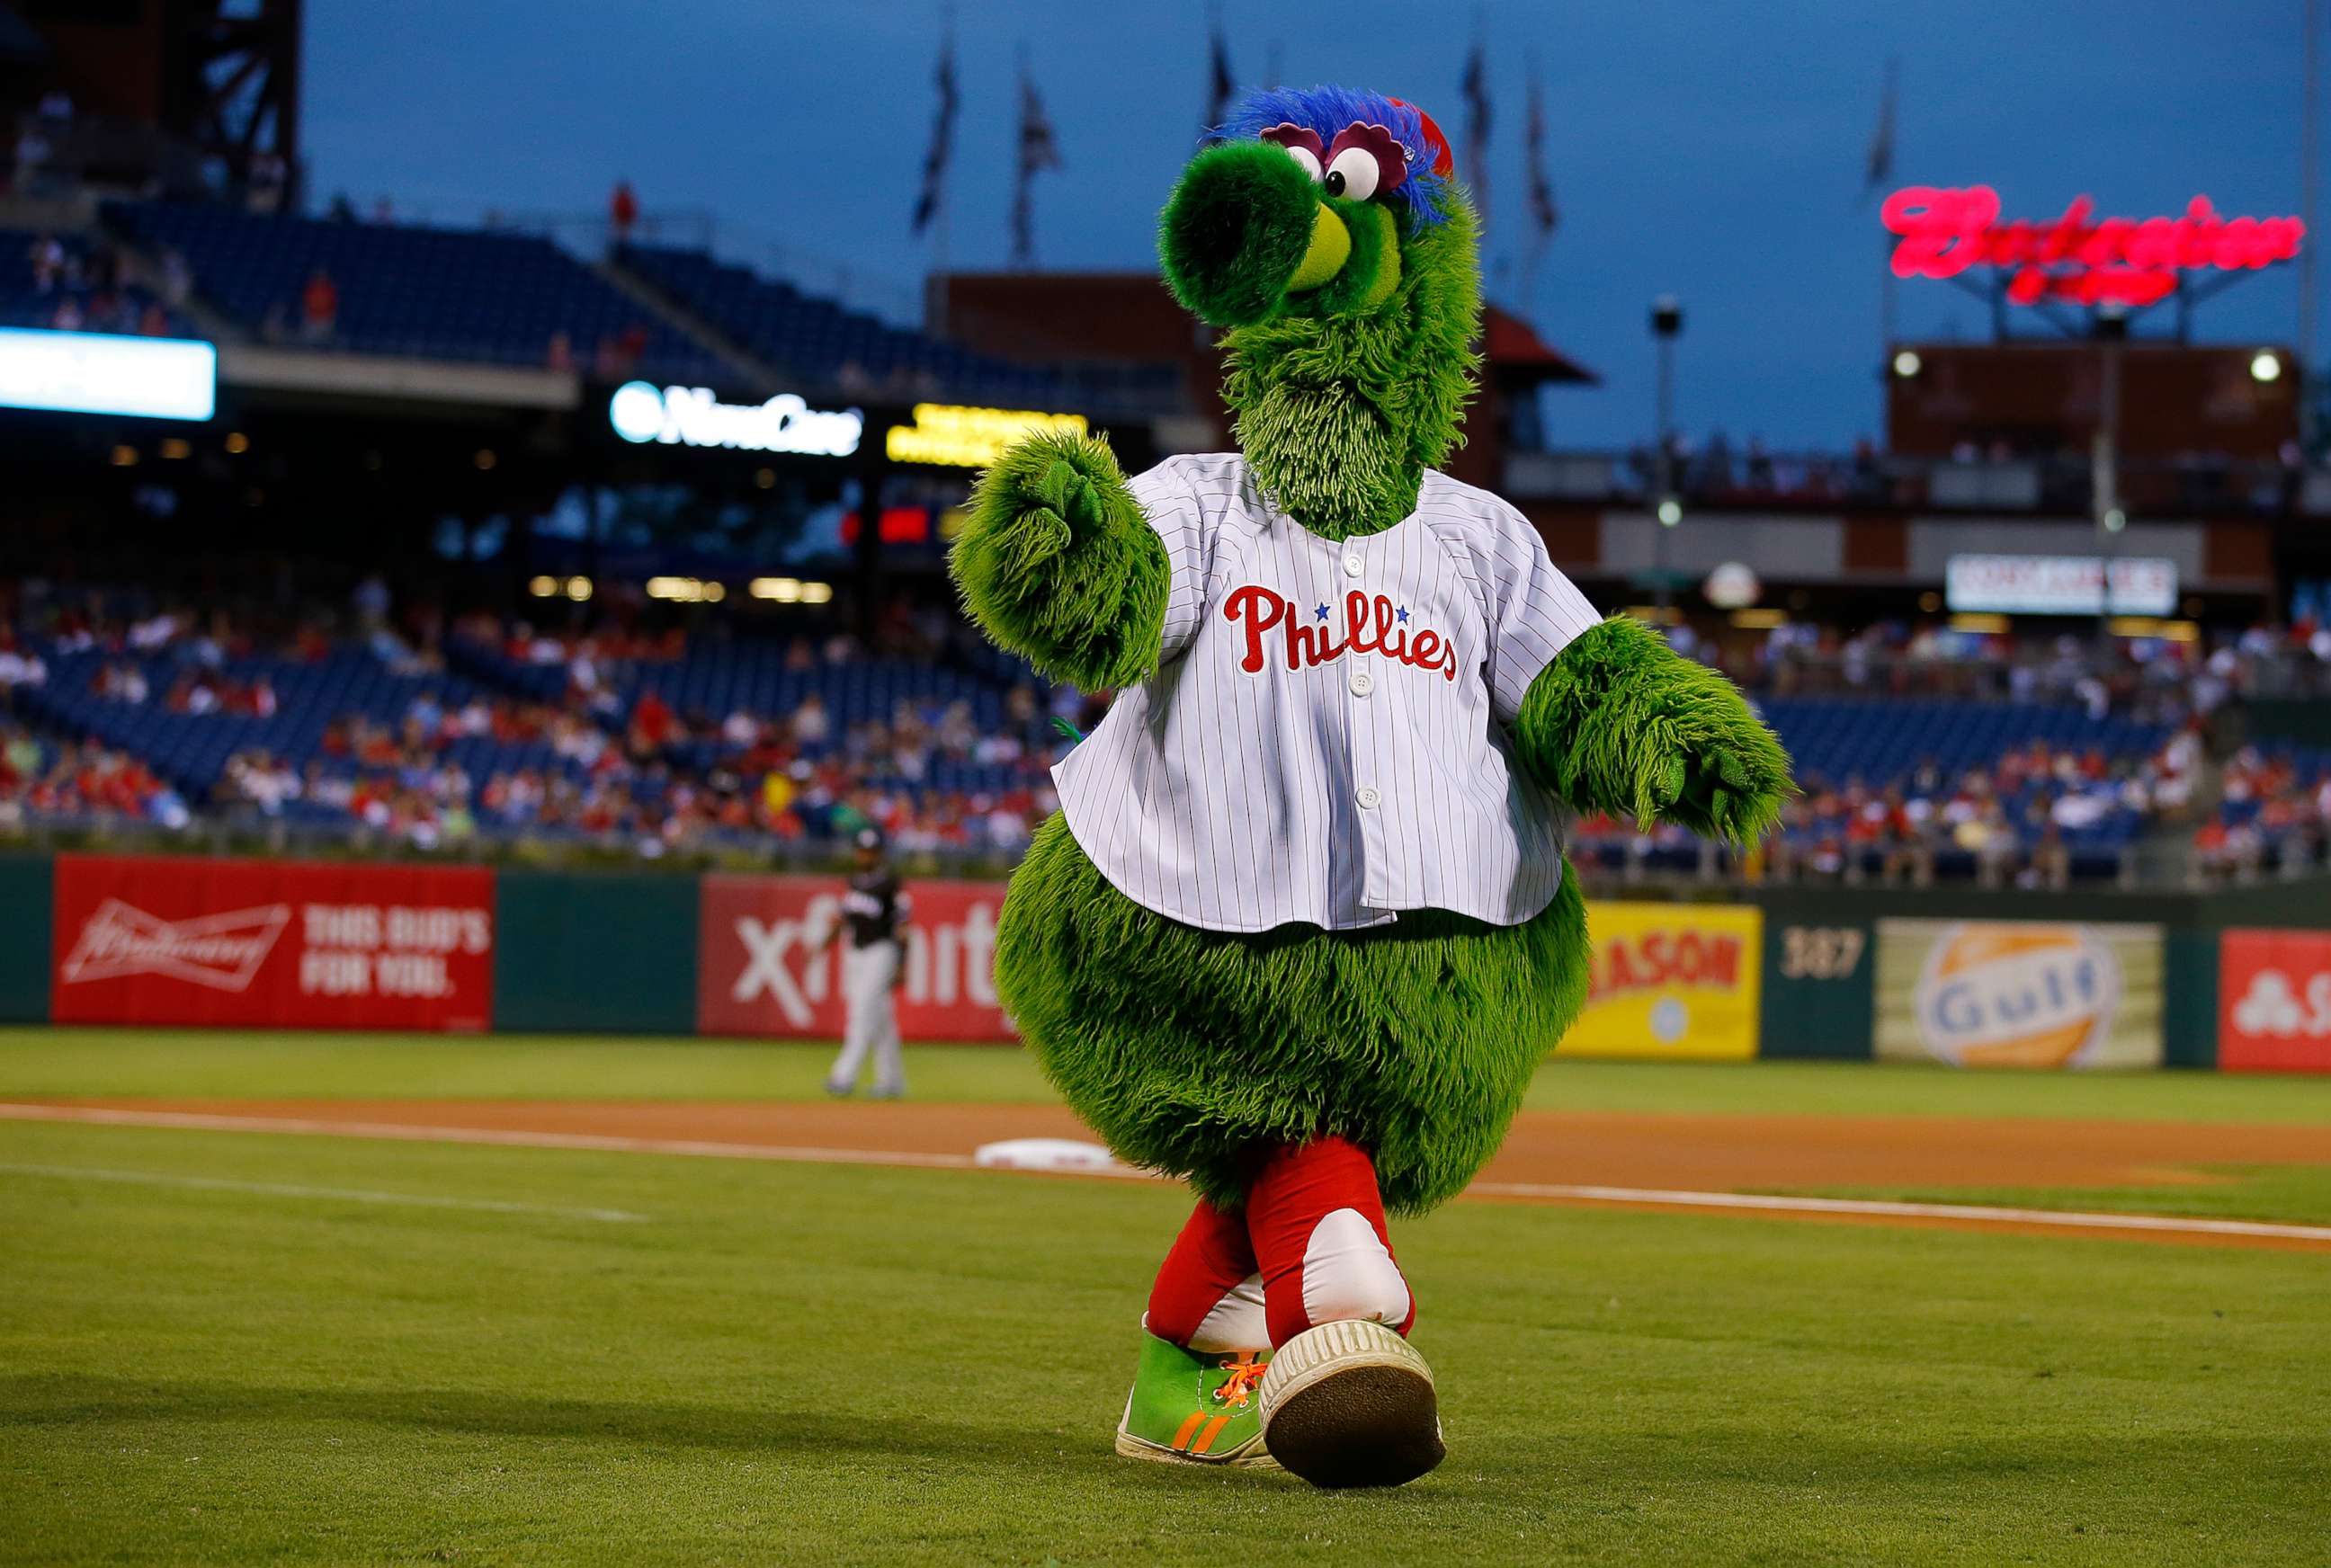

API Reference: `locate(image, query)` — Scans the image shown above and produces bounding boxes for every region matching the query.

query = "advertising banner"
[1874,919,2163,1069]
[1944,554,2177,616]
[2218,929,2331,1074]
[1759,916,1877,1059]
[51,854,494,1030]
[1556,902,1763,1060]
[698,873,1010,1040]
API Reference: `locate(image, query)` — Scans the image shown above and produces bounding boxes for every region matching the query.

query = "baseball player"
[822,827,910,1099]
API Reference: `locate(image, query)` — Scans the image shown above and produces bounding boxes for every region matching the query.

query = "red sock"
[1244,1136,1416,1348]
[1144,1198,1267,1352]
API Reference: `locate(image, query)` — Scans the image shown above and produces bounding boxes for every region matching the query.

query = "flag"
[1862,57,1898,200]
[1013,61,1063,267]
[1525,68,1557,242]
[1203,22,1235,137]
[1461,37,1492,227]
[910,32,959,235]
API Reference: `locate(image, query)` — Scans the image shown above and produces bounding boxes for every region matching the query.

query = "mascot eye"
[1324,146,1381,201]
[1259,122,1326,183]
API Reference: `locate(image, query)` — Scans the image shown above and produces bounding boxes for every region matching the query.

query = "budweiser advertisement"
[2219,929,2331,1074]
[52,854,495,1030]
[698,873,1011,1040]
[1882,185,2303,307]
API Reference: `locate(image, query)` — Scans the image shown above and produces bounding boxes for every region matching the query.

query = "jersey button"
[1356,785,1382,809]
[1342,552,1363,578]
[1349,669,1374,697]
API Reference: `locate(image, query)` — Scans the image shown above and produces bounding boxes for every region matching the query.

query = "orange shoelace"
[1213,1353,1268,1408]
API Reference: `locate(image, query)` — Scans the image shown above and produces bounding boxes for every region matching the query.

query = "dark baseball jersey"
[839,869,909,948]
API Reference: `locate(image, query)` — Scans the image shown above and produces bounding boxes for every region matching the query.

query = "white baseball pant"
[826,938,905,1096]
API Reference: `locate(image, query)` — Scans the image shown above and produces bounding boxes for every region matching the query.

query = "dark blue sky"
[306,1,2317,450]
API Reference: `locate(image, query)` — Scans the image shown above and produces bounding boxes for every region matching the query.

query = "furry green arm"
[949,430,1170,690]
[1512,616,1794,846]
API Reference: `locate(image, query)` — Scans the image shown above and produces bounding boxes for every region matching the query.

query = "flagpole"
[932,8,952,332]
[2304,0,2320,441]
[1014,43,1031,271]
[1871,57,1900,425]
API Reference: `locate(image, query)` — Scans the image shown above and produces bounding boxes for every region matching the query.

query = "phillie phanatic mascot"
[950,86,1791,1489]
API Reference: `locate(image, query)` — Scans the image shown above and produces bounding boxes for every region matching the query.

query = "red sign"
[52,854,495,1030]
[697,873,1012,1041]
[1883,186,2304,306]
[2219,929,2331,1073]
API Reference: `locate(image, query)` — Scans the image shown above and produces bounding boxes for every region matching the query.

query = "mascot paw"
[1259,1321,1444,1489]
[1652,735,1791,847]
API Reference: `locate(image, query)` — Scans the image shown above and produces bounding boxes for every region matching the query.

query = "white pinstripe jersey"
[1053,453,1603,933]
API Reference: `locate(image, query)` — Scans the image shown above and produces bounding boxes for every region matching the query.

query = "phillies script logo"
[1883,185,2304,306]
[61,898,290,992]
[1224,587,1459,682]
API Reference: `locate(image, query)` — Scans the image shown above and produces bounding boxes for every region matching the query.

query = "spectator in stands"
[629,687,680,754]
[353,574,391,630]
[13,123,50,195]
[300,269,340,345]
[94,663,148,705]
[0,637,47,699]
[610,179,639,245]
[25,235,63,293]
[791,691,831,747]
[247,151,287,212]
[158,247,193,309]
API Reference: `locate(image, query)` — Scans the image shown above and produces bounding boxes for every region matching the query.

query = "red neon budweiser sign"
[1882,185,2304,306]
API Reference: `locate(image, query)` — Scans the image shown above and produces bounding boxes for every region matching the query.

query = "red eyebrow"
[1258,122,1326,161]
[1324,122,1409,194]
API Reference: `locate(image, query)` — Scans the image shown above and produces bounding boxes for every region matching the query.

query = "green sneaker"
[1114,1330,1278,1469]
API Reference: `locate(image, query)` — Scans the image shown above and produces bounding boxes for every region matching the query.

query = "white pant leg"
[832,940,902,1093]
[869,953,906,1097]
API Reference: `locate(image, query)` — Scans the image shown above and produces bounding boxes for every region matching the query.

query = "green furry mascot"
[950,86,1789,1489]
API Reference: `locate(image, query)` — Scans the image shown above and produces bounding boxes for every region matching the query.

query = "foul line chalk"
[0,1102,978,1169]
[1466,1180,2331,1245]
[7,1103,2328,1248]
[0,1159,649,1223]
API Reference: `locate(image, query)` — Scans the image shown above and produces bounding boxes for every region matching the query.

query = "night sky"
[304,0,2317,450]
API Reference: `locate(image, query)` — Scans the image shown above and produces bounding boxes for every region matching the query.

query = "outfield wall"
[13,850,2331,1071]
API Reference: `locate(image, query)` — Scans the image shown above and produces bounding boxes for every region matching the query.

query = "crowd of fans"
[4,575,2327,881]
[0,721,188,831]
[183,601,1067,858]
[1719,617,2331,717]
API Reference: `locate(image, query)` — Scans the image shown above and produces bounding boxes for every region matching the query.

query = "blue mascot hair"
[1214,85,1454,229]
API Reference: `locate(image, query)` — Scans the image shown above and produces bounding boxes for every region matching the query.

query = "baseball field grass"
[4,1029,2328,1565]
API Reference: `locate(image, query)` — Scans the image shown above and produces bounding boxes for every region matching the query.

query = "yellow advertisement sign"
[1557,902,1764,1060]
[1873,919,2163,1069]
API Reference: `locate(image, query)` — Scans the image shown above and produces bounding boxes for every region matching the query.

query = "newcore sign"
[607,380,863,457]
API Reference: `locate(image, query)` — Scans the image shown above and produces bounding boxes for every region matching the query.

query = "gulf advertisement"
[50,853,495,1030]
[697,873,1011,1040]
[1556,902,1763,1060]
[1873,919,2164,1069]
[2217,929,2331,1074]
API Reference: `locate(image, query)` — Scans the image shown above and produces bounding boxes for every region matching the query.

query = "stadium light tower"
[2092,304,2128,542]
[1650,296,1684,615]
